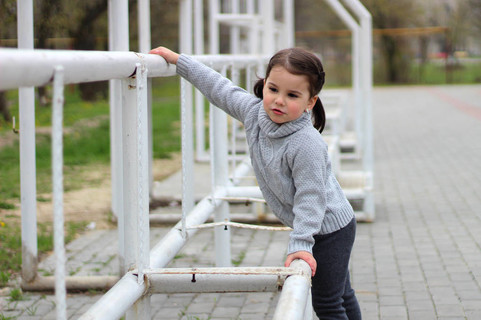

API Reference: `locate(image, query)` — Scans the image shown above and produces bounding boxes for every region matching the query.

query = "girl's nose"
[275,96,284,105]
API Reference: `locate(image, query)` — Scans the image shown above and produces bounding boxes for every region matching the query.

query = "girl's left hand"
[285,251,317,277]
[149,46,180,65]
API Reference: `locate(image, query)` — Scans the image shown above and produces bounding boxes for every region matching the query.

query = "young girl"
[149,46,362,319]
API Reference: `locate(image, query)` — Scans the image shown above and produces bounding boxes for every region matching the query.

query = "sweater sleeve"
[176,54,259,123]
[287,132,328,255]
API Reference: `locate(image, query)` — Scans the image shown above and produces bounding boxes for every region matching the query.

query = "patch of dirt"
[0,153,182,230]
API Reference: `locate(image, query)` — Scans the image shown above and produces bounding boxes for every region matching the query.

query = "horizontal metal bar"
[149,212,282,224]
[0,49,176,90]
[144,266,303,276]
[0,48,268,91]
[147,273,282,293]
[145,266,307,294]
[21,275,119,292]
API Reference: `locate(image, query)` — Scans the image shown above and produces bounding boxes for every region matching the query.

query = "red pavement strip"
[427,87,481,122]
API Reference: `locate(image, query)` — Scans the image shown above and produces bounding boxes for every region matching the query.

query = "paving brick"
[5,85,481,319]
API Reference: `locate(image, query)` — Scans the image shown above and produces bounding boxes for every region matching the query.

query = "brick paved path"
[1,85,481,319]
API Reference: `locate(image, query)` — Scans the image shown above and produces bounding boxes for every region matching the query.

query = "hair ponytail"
[312,97,326,133]
[253,78,264,99]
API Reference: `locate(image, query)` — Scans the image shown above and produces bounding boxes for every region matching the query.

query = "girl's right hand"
[149,46,180,65]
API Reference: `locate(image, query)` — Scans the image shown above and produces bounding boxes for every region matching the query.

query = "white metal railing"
[0,48,314,319]
[5,0,374,318]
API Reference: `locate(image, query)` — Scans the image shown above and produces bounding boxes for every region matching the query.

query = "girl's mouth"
[272,108,284,115]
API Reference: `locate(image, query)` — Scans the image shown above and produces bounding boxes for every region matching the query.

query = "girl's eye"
[269,87,278,93]
[288,93,298,98]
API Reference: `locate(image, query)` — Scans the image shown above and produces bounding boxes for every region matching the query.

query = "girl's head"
[254,48,326,133]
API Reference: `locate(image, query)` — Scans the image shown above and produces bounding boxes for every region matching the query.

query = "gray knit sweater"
[176,54,354,255]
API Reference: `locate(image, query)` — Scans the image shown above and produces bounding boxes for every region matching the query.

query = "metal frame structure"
[4,0,374,318]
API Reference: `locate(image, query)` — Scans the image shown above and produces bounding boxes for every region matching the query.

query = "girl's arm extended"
[149,46,258,123]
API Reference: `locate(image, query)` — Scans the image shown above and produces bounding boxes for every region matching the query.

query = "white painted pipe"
[209,0,220,54]
[81,190,227,320]
[52,66,67,320]
[147,272,283,293]
[108,0,128,271]
[211,67,231,267]
[137,0,154,207]
[17,0,38,284]
[324,0,362,147]
[283,0,295,48]
[78,273,145,320]
[0,49,176,90]
[341,0,375,219]
[272,260,312,320]
[21,276,119,292]
[260,0,275,54]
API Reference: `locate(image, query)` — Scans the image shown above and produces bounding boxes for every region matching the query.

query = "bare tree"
[362,0,424,83]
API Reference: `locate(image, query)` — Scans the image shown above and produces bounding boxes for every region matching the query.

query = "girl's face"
[263,66,317,125]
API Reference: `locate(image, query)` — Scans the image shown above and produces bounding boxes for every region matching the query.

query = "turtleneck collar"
[258,107,312,138]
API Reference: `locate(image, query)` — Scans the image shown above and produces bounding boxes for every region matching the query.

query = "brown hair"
[253,48,326,133]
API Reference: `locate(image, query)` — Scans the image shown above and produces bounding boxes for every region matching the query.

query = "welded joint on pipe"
[130,269,151,297]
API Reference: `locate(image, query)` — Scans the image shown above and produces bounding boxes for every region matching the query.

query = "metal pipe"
[0,49,176,90]
[135,63,150,285]
[52,66,67,320]
[341,0,375,219]
[21,276,119,292]
[324,0,362,147]
[81,191,226,319]
[149,212,281,224]
[260,0,275,54]
[283,0,295,47]
[148,274,281,293]
[212,67,231,267]
[146,266,298,293]
[194,0,208,160]
[272,260,312,320]
[17,0,38,284]
[209,0,220,54]
[78,273,145,320]
[137,0,154,207]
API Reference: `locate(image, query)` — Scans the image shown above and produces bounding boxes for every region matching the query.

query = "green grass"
[410,61,481,84]
[0,218,88,287]
[0,76,182,287]
[0,77,181,203]
[320,59,481,87]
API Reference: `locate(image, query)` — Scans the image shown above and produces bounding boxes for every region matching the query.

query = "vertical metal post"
[17,0,38,284]
[211,67,231,267]
[261,0,275,55]
[109,0,129,274]
[194,0,208,161]
[137,0,154,198]
[246,0,258,53]
[342,0,375,219]
[283,0,295,48]
[324,0,362,150]
[122,67,151,319]
[52,66,67,320]
[179,0,195,218]
[230,0,240,53]
[209,0,220,54]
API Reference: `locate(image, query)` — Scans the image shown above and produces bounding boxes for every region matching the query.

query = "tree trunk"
[69,0,109,101]
[0,92,11,122]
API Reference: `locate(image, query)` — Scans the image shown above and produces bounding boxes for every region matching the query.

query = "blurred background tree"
[0,0,17,122]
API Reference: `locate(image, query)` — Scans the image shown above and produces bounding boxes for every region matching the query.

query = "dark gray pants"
[311,218,362,319]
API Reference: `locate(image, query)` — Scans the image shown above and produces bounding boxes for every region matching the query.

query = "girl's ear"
[307,95,318,111]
